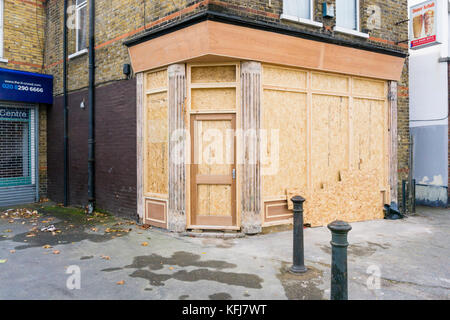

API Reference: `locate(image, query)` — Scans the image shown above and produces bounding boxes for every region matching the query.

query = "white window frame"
[334,0,369,38]
[75,0,87,54]
[0,0,7,63]
[281,0,323,28]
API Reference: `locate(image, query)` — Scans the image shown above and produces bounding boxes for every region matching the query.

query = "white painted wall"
[409,0,449,129]
[408,0,449,205]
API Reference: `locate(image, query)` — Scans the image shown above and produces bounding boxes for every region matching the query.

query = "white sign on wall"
[410,0,441,49]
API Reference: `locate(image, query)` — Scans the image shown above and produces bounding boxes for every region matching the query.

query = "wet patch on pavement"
[102,251,263,289]
[128,268,263,288]
[124,251,236,270]
[0,205,133,250]
[276,262,325,300]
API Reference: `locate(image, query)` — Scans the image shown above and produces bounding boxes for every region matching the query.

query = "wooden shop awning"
[127,19,405,81]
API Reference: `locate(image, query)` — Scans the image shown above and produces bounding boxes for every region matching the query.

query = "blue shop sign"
[0,68,53,104]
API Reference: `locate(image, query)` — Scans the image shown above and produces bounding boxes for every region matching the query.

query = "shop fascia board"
[127,20,405,81]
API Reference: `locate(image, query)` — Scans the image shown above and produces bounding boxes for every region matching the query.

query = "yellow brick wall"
[1,0,45,73]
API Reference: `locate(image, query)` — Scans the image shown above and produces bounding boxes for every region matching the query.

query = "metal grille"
[0,107,33,187]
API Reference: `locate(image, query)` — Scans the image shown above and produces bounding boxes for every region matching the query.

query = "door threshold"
[183,229,245,239]
[188,225,240,231]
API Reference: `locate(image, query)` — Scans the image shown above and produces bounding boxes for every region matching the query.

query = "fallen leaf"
[0,259,7,263]
[52,250,60,255]
[9,250,15,254]
[4,229,11,233]
[169,267,174,270]
[91,227,98,232]
[43,244,52,249]
[116,280,125,285]
[101,255,110,260]
[141,242,149,247]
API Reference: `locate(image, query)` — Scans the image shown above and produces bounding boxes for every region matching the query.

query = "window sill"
[333,26,369,39]
[281,14,323,28]
[68,48,88,60]
[0,58,8,63]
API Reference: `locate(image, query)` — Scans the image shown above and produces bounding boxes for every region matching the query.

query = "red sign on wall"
[410,0,440,49]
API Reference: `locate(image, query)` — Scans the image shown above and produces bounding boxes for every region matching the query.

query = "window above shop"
[75,0,87,54]
[281,0,323,28]
[0,0,6,63]
[334,0,369,38]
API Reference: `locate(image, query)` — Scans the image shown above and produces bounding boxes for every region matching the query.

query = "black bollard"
[290,196,307,274]
[328,220,352,300]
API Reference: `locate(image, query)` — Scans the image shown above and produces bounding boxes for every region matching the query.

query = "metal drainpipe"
[87,0,95,214]
[63,0,68,207]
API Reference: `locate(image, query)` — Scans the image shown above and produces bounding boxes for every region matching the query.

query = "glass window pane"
[77,5,87,51]
[283,0,311,20]
[336,0,357,30]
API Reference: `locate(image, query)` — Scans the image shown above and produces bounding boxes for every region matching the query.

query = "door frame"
[189,112,237,228]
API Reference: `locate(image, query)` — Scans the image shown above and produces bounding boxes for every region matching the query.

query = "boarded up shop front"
[127,20,405,233]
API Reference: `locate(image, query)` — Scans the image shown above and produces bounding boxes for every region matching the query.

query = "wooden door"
[190,113,236,227]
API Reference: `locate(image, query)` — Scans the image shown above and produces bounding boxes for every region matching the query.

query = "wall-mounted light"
[123,63,131,79]
[80,99,85,109]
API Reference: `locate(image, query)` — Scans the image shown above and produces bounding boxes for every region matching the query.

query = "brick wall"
[1,0,45,73]
[47,78,137,217]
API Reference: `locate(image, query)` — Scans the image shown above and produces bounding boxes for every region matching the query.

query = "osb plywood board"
[197,184,232,216]
[353,78,385,98]
[191,88,236,110]
[195,119,233,175]
[262,64,388,227]
[145,91,168,195]
[311,72,349,93]
[191,65,236,83]
[352,98,385,181]
[262,65,307,89]
[262,89,307,197]
[146,69,167,91]
[311,95,349,189]
[286,169,384,227]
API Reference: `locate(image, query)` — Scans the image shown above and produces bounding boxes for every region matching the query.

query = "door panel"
[190,113,236,227]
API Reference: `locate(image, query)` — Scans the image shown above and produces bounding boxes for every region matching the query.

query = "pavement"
[0,203,449,300]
